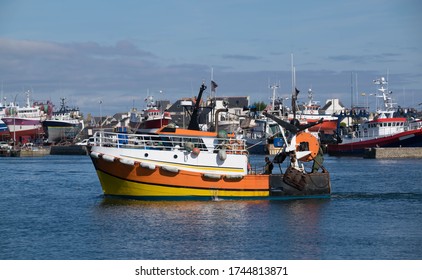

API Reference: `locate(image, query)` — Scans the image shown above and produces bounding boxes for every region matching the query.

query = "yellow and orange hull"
[92,156,270,200]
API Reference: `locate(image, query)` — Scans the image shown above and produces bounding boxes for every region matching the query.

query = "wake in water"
[332,192,422,200]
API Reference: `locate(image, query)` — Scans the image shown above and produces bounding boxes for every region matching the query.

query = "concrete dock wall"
[50,145,88,155]
[364,147,422,159]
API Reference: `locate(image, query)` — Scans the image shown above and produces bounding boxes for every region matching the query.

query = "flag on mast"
[211,80,218,92]
[294,87,300,98]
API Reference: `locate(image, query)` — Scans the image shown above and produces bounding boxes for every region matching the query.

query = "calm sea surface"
[0,154,421,260]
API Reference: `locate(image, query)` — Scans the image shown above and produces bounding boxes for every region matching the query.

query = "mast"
[373,76,394,113]
[187,83,207,131]
[355,73,359,107]
[210,67,215,126]
[26,90,31,108]
[0,81,3,106]
[350,72,354,108]
[291,54,294,95]
[291,54,298,121]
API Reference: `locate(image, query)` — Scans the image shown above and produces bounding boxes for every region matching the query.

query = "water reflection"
[93,196,330,259]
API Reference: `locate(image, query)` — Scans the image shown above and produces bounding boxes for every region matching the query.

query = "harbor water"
[0,155,421,260]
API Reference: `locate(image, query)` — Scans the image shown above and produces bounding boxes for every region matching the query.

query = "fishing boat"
[295,88,339,134]
[0,121,7,137]
[1,91,52,143]
[42,98,84,144]
[129,95,171,131]
[240,84,285,154]
[327,77,422,156]
[241,117,283,154]
[0,100,10,140]
[89,83,331,200]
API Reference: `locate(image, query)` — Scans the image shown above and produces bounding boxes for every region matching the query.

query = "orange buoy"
[192,147,200,156]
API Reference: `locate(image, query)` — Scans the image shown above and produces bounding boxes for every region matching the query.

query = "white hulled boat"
[327,77,422,155]
[129,95,171,131]
[294,88,340,134]
[42,98,84,144]
[1,91,52,143]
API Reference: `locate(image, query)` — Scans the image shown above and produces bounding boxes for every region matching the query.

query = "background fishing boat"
[1,91,52,144]
[327,77,422,155]
[295,88,342,134]
[0,100,10,140]
[241,117,283,154]
[129,95,171,131]
[240,84,285,154]
[42,98,84,144]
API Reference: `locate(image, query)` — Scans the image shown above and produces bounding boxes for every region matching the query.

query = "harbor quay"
[363,147,422,159]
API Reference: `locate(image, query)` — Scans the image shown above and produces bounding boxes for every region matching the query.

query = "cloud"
[328,53,401,64]
[67,40,156,58]
[0,38,420,116]
[221,54,262,61]
[0,38,71,60]
[0,38,157,87]
[0,38,163,112]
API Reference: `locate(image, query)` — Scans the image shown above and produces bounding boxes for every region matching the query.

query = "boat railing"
[92,131,248,154]
[352,124,413,139]
[351,129,377,139]
[407,120,422,131]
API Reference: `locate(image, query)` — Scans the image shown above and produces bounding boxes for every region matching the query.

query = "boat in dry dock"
[89,83,331,200]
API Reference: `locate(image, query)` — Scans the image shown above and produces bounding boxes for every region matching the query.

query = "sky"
[0,0,421,116]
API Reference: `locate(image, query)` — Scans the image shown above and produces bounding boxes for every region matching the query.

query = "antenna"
[269,83,279,111]
[291,54,298,120]
[0,81,4,106]
[355,73,359,106]
[291,54,295,93]
[351,72,354,108]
